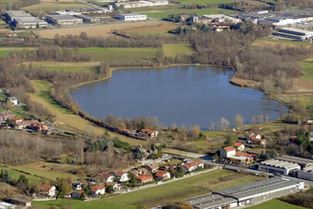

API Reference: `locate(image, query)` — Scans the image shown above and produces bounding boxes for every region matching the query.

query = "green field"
[247,199,307,209]
[0,47,34,58]
[252,38,313,48]
[22,2,89,16]
[129,6,235,19]
[177,0,232,4]
[0,165,42,185]
[162,44,194,57]
[30,61,99,72]
[300,58,313,81]
[33,169,262,209]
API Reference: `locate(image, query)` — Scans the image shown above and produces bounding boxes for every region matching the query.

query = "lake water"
[71,66,287,129]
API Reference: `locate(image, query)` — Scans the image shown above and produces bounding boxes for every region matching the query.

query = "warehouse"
[276,155,313,168]
[4,11,48,29]
[45,15,83,26]
[115,0,168,9]
[115,13,147,21]
[297,167,313,181]
[74,14,100,23]
[258,159,301,175]
[188,177,304,209]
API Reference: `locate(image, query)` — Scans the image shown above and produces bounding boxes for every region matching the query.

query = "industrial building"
[273,27,313,41]
[188,177,304,209]
[258,159,301,175]
[74,14,100,23]
[3,11,48,29]
[115,0,168,9]
[237,8,313,26]
[115,13,147,21]
[276,155,313,169]
[297,167,313,181]
[45,15,83,26]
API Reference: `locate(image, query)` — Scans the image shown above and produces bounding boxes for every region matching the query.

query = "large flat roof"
[276,155,313,166]
[46,15,82,21]
[6,11,31,18]
[260,159,300,170]
[188,193,237,209]
[216,177,300,200]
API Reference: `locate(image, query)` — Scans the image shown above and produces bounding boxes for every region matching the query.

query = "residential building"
[258,159,301,175]
[183,160,204,172]
[38,183,57,198]
[188,177,304,209]
[45,15,83,26]
[310,132,313,142]
[72,182,83,191]
[247,132,266,145]
[115,13,147,22]
[106,182,122,191]
[138,128,159,138]
[113,171,130,182]
[234,141,245,151]
[221,146,236,158]
[136,174,154,184]
[155,170,171,180]
[90,184,106,196]
[145,163,159,173]
[8,97,18,106]
[221,146,254,164]
[98,172,115,183]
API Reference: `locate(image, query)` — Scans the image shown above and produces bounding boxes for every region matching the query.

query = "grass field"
[22,2,89,16]
[37,21,174,38]
[252,38,313,48]
[177,0,232,4]
[0,165,42,185]
[78,47,158,64]
[162,44,194,57]
[30,61,99,72]
[9,162,81,182]
[33,169,263,209]
[0,47,34,58]
[29,80,146,146]
[247,199,307,209]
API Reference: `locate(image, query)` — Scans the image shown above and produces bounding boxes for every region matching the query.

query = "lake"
[71,66,287,129]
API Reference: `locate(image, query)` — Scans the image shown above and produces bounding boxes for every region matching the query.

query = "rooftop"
[276,155,313,166]
[46,15,82,21]
[188,193,237,209]
[260,159,300,170]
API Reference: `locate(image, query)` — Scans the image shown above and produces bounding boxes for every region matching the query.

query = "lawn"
[177,0,232,5]
[300,58,313,81]
[78,47,158,65]
[247,199,307,209]
[29,80,146,146]
[162,44,194,57]
[33,169,263,209]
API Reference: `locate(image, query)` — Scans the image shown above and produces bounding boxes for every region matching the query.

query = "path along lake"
[71,66,287,129]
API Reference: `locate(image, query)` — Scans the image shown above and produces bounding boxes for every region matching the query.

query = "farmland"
[36,21,176,38]
[162,44,193,57]
[33,169,263,209]
[247,199,307,209]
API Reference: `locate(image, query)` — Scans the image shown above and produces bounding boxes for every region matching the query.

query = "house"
[131,167,150,177]
[310,132,313,142]
[38,183,57,198]
[234,141,245,151]
[139,128,159,138]
[247,132,266,145]
[0,111,15,124]
[98,172,115,183]
[90,183,105,197]
[220,146,237,158]
[114,171,130,182]
[106,182,122,192]
[72,182,83,191]
[183,160,204,172]
[8,97,18,106]
[70,191,84,199]
[145,163,159,173]
[155,170,171,181]
[136,174,154,184]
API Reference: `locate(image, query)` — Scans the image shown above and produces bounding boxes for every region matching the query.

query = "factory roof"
[188,193,236,209]
[276,155,313,167]
[6,10,31,18]
[46,15,82,21]
[260,159,300,170]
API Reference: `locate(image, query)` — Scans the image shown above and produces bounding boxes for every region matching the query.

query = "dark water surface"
[71,66,287,129]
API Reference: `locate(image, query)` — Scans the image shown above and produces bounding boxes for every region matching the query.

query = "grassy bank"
[33,169,263,209]
[247,199,307,209]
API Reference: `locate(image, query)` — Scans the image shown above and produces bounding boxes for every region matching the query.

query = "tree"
[56,178,72,198]
[235,114,244,128]
[0,170,10,183]
[220,117,230,130]
[16,175,30,193]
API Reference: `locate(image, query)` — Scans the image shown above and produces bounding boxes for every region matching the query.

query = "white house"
[183,160,204,172]
[220,146,236,158]
[48,186,57,198]
[114,171,130,182]
[155,170,171,180]
[90,184,106,196]
[8,97,18,106]
[234,141,245,151]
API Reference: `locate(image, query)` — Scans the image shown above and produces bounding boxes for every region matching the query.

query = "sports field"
[33,169,263,209]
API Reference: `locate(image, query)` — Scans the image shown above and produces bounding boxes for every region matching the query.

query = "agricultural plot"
[30,61,99,73]
[177,0,232,4]
[0,165,42,185]
[33,169,263,209]
[0,47,34,58]
[162,44,194,57]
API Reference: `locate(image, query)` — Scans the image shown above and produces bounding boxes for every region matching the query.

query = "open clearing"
[37,21,175,38]
[247,199,307,209]
[0,47,34,58]
[0,165,42,185]
[29,80,146,146]
[33,169,263,209]
[177,0,232,4]
[162,44,193,57]
[30,61,99,72]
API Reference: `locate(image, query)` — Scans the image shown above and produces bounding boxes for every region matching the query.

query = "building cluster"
[188,177,304,209]
[273,27,313,41]
[2,10,48,29]
[114,0,168,9]
[220,141,256,165]
[258,155,313,181]
[236,9,313,27]
[36,157,205,199]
